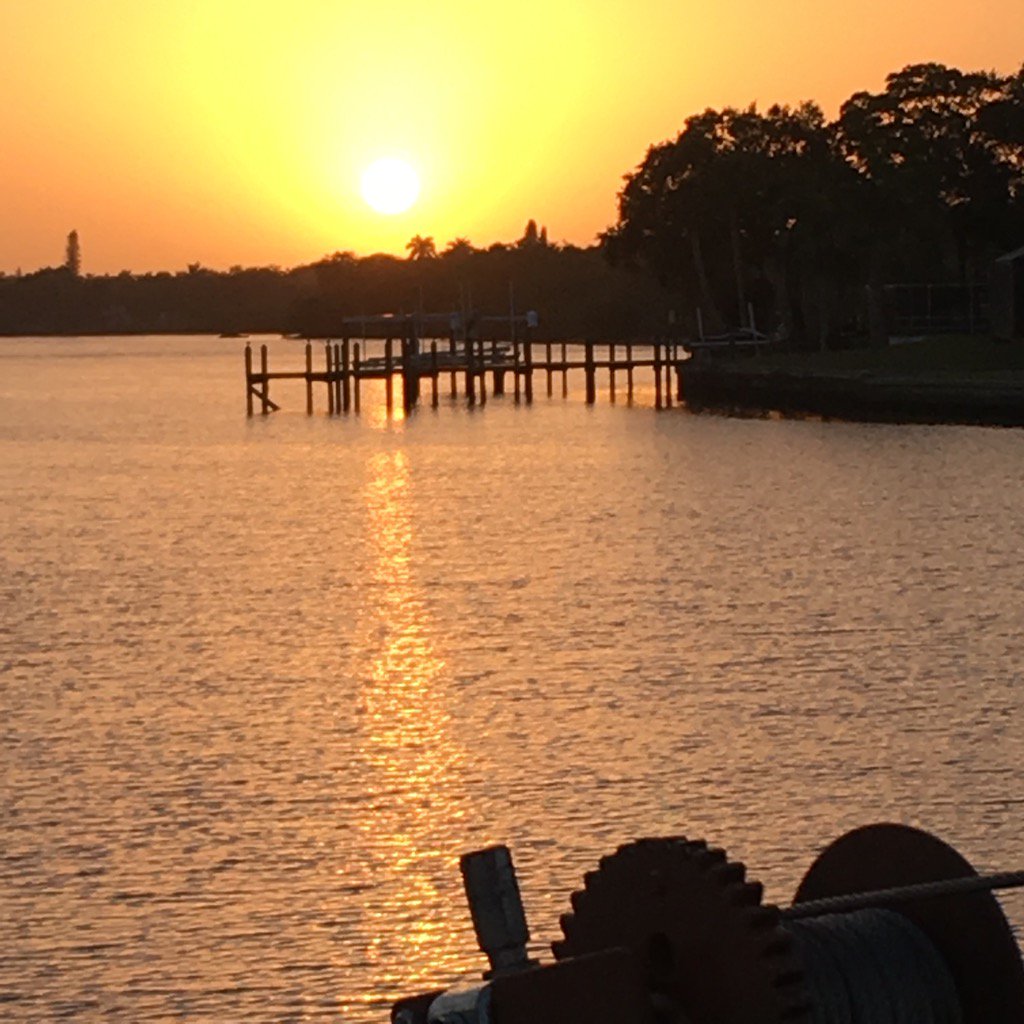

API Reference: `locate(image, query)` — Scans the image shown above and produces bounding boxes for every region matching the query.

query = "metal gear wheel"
[552,837,813,1024]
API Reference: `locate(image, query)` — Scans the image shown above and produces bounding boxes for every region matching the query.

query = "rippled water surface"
[2,335,1024,1021]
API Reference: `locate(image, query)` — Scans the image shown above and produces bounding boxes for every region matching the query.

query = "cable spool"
[789,824,1024,1024]
[785,908,962,1023]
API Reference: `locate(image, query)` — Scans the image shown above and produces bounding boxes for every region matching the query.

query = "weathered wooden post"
[404,334,421,412]
[334,343,343,411]
[325,343,335,415]
[353,342,362,413]
[584,342,596,404]
[449,333,458,397]
[626,343,634,402]
[545,342,553,397]
[430,341,439,407]
[260,344,270,415]
[342,339,351,412]
[245,344,254,417]
[512,338,521,402]
[304,342,313,414]
[609,343,617,403]
[523,336,534,403]
[492,339,506,395]
[653,340,663,410]
[561,342,569,397]
[477,339,488,405]
[465,335,477,404]
[412,335,422,408]
[385,337,394,414]
[400,337,410,413]
[663,345,673,408]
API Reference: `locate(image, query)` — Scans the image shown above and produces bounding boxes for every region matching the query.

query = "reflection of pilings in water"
[243,338,690,416]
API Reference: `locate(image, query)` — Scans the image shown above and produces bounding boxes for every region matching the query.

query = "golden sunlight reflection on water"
[347,450,471,1016]
[3,338,1024,1022]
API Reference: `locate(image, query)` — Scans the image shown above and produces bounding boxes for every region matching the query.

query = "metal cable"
[783,871,1024,920]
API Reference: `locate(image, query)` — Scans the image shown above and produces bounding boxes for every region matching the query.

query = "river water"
[2,335,1023,1021]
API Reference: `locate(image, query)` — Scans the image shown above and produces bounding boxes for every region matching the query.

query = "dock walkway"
[244,335,686,416]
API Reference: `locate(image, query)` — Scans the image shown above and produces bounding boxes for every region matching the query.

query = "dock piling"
[334,343,343,412]
[353,342,361,413]
[326,343,335,415]
[385,337,394,414]
[466,337,477,404]
[584,343,596,404]
[653,341,663,410]
[663,343,673,408]
[245,344,254,417]
[305,343,313,414]
[400,336,418,413]
[260,344,270,414]
[342,339,351,412]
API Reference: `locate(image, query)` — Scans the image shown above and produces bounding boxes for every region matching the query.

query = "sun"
[360,158,421,215]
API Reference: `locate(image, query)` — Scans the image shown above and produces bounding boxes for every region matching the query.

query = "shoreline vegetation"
[680,335,1024,426]
[4,61,1024,428]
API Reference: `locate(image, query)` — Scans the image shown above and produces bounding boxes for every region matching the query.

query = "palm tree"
[442,237,475,259]
[405,235,437,261]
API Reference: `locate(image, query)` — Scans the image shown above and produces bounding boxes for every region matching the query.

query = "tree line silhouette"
[0,221,670,340]
[604,62,1024,347]
[2,62,1021,346]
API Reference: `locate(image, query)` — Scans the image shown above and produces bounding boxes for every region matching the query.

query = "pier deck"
[244,336,687,416]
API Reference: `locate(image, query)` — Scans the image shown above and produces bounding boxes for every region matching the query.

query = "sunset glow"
[361,158,421,215]
[2,0,1022,272]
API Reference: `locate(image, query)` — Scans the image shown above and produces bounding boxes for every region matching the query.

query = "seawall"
[680,363,1024,427]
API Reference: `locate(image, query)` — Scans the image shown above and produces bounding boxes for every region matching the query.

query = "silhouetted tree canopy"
[605,61,1024,347]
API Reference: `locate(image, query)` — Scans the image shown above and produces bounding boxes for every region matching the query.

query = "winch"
[390,824,1024,1024]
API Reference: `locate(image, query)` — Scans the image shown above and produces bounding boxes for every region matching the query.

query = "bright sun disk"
[360,158,420,215]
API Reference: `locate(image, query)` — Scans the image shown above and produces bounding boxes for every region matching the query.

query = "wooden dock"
[244,336,687,416]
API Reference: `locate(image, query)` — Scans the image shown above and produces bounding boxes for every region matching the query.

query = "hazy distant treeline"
[0,224,671,341]
[4,62,1022,346]
[604,62,1024,346]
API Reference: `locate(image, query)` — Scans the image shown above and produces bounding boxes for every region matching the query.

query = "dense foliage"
[0,223,671,341]
[603,63,1024,347]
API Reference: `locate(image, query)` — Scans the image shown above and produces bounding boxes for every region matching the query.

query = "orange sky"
[2,0,1021,274]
